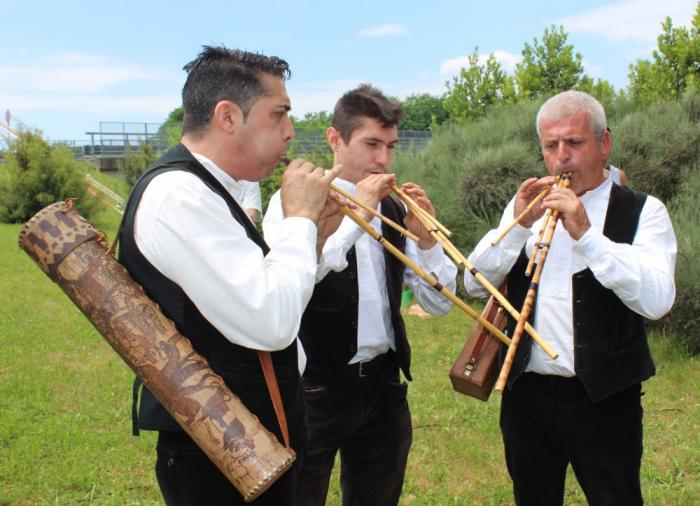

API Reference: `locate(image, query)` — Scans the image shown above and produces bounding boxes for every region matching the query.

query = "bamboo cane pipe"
[493,174,571,393]
[389,184,453,238]
[490,174,561,247]
[329,184,419,243]
[338,203,512,346]
[414,224,558,360]
[525,208,553,276]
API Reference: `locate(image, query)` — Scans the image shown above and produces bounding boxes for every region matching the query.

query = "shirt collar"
[191,152,246,202]
[579,171,612,205]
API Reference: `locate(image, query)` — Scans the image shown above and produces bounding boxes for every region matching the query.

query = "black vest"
[505,183,653,403]
[118,144,302,447]
[298,195,412,380]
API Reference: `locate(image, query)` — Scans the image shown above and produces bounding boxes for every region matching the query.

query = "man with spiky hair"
[264,84,457,506]
[465,90,676,505]
[119,46,343,505]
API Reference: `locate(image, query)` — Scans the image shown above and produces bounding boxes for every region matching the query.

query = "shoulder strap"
[257,351,291,448]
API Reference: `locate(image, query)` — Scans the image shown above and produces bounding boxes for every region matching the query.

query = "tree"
[0,130,99,223]
[120,142,160,188]
[400,93,448,130]
[514,25,585,100]
[576,77,619,112]
[628,3,700,105]
[158,107,184,148]
[443,47,516,123]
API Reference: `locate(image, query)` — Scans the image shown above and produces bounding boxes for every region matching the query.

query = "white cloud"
[357,23,407,38]
[0,53,177,94]
[440,50,521,75]
[287,79,363,115]
[0,93,180,115]
[559,0,697,42]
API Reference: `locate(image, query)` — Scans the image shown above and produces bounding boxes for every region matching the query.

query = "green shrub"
[0,130,99,223]
[613,90,700,203]
[119,142,160,188]
[661,161,700,353]
[394,100,542,251]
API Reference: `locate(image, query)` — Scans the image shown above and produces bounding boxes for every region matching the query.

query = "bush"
[119,142,160,188]
[0,130,99,223]
[394,100,542,250]
[613,89,700,203]
[661,161,700,353]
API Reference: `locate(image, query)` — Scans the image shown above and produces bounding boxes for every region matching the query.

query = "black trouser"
[155,429,303,506]
[153,363,305,506]
[500,373,644,506]
[297,352,412,506]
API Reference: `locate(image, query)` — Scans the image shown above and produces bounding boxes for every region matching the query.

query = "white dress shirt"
[263,178,457,364]
[464,173,676,376]
[240,181,262,213]
[134,152,319,353]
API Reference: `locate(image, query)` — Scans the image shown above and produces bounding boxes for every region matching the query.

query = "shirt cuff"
[572,224,604,263]
[282,216,318,247]
[416,240,446,267]
[499,223,532,253]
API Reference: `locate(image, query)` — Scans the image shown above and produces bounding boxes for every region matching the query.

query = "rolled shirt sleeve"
[136,171,319,352]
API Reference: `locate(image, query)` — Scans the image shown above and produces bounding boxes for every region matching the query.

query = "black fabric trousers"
[297,353,413,506]
[155,430,303,506]
[153,363,305,506]
[500,372,644,506]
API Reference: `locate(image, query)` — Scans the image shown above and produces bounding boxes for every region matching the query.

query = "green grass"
[2,216,698,505]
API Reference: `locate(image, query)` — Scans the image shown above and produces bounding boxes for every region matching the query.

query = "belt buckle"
[358,361,369,377]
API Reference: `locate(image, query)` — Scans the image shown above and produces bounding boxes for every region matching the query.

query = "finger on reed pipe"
[389,184,453,237]
[338,203,511,346]
[490,175,560,247]
[330,184,420,242]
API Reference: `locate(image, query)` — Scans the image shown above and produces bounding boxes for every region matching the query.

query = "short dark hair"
[181,46,291,135]
[331,84,404,143]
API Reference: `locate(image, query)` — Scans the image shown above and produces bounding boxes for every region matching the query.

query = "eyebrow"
[364,136,398,144]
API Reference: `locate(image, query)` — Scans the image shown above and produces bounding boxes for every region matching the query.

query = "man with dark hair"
[465,90,676,505]
[264,84,457,506]
[119,46,343,505]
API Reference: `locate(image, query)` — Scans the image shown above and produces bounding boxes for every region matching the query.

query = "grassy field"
[1,216,698,505]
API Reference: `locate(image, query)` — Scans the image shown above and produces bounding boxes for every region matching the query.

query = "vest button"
[348,272,356,279]
[350,295,358,303]
[351,321,357,329]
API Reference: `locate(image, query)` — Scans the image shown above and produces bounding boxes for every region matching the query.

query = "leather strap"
[468,284,507,369]
[257,351,291,449]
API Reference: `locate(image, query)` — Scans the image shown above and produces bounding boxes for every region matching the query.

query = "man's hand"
[542,187,591,240]
[355,174,396,222]
[401,182,438,250]
[514,176,557,228]
[281,159,341,222]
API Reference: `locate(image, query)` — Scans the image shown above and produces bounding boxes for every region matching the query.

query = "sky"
[0,0,697,145]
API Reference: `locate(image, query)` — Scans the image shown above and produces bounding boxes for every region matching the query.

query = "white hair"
[536,90,607,141]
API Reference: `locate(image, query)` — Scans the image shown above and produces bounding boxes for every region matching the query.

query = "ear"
[600,128,612,159]
[212,100,243,135]
[326,126,342,152]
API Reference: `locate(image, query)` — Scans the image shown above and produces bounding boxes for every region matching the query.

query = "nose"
[374,146,390,168]
[284,116,295,141]
[555,142,570,164]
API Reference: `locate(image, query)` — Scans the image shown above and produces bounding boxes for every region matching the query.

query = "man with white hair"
[465,90,676,505]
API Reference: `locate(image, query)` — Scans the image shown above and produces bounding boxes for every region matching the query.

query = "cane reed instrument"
[335,201,512,346]
[387,180,557,360]
[279,157,554,357]
[493,173,571,393]
[490,174,562,247]
[19,200,295,503]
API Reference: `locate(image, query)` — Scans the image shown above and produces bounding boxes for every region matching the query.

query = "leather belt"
[342,352,393,377]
